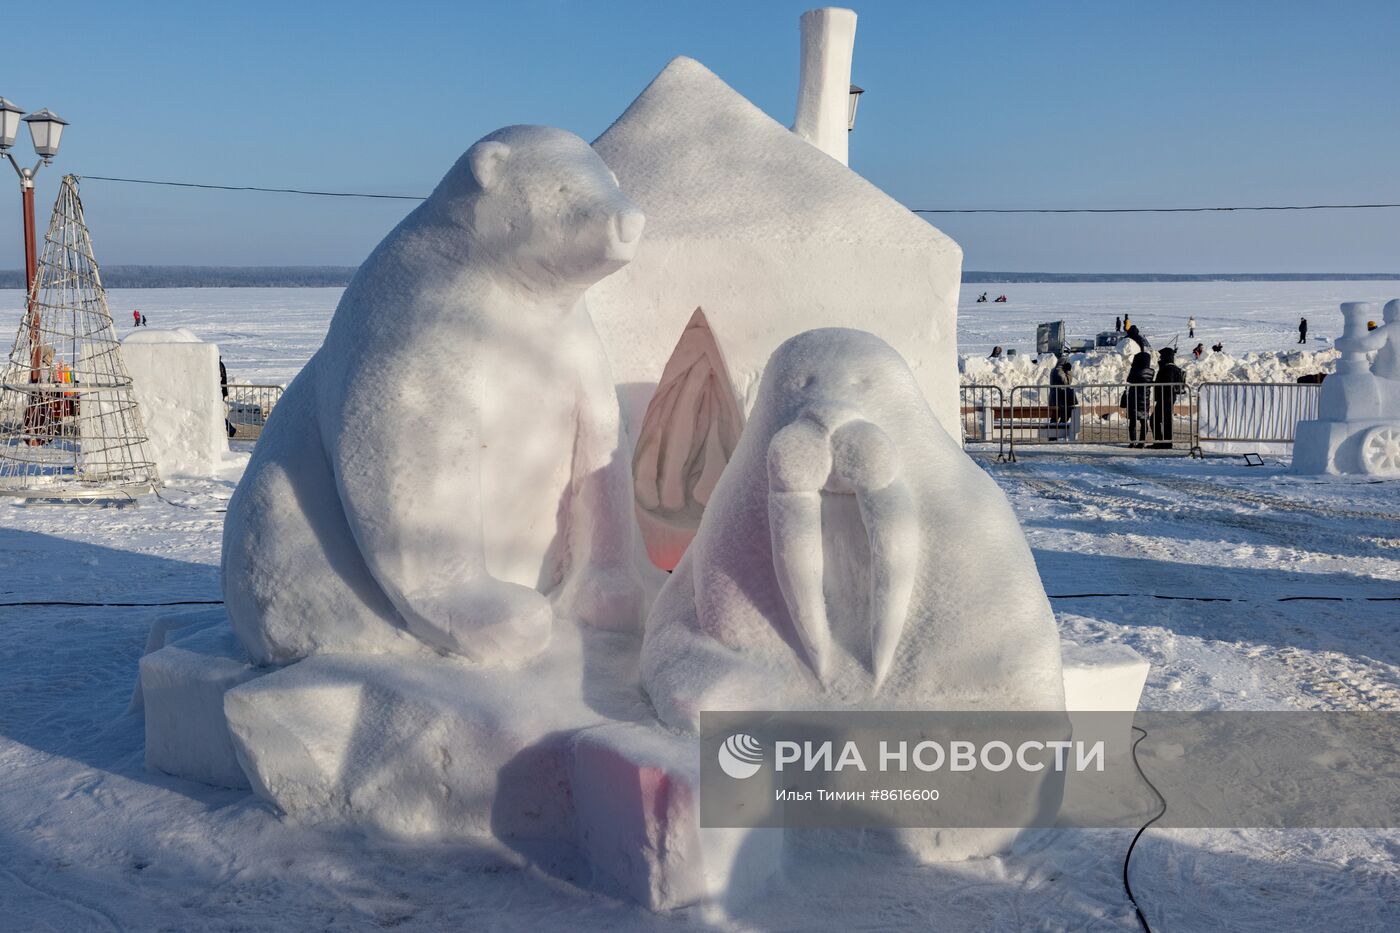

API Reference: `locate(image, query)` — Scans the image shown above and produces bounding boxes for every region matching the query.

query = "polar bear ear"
[468,141,511,192]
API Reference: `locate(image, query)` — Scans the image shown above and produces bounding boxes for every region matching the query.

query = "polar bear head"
[436,125,645,292]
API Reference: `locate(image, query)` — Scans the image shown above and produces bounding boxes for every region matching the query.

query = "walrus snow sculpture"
[223,125,645,666]
[642,329,1065,730]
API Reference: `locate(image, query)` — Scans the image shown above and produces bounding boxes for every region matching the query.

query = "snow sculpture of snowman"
[1294,300,1400,477]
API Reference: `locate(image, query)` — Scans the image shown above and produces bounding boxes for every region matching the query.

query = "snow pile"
[590,56,963,441]
[961,346,1339,391]
[644,330,1066,728]
[222,125,644,668]
[120,329,229,477]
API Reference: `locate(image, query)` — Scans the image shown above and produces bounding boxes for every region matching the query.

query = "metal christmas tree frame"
[0,174,158,498]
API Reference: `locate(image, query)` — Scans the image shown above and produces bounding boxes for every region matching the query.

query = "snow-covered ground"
[2,285,1399,930]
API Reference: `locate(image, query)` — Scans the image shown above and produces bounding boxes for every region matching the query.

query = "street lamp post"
[0,99,68,383]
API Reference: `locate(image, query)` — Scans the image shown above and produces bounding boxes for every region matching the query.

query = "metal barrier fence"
[959,384,1005,457]
[1002,382,1194,460]
[957,382,1298,460]
[225,384,284,440]
[1196,381,1320,448]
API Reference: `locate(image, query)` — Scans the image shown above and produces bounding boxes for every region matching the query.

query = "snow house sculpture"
[590,7,964,464]
[138,7,1131,914]
[633,308,745,570]
[0,175,159,499]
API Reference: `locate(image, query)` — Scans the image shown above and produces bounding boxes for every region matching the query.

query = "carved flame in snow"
[633,308,745,570]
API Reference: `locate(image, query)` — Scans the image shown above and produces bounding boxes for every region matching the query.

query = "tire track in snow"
[988,456,1400,711]
[0,863,126,932]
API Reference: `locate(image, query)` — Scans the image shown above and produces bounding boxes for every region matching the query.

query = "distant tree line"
[0,265,358,288]
[1,266,1396,288]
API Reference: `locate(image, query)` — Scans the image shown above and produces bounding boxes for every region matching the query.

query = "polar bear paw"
[406,580,553,665]
[555,566,644,633]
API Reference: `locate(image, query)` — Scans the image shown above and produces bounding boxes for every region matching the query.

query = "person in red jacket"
[133,309,141,327]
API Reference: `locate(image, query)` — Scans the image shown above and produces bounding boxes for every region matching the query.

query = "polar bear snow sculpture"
[642,329,1066,731]
[223,125,645,666]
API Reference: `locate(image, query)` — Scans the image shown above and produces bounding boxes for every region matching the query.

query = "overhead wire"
[74,175,1400,214]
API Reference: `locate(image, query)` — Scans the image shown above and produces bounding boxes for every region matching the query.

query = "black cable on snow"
[1123,725,1167,933]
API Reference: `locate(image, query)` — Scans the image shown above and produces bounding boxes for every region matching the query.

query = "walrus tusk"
[768,413,916,690]
[830,420,917,691]
[768,417,835,683]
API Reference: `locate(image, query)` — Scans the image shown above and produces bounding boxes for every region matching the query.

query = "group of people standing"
[1047,347,1185,449]
[1124,347,1185,448]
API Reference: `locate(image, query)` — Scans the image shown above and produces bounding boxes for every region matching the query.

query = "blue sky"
[2,0,1397,272]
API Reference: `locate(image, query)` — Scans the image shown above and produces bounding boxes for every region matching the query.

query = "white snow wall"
[122,332,227,478]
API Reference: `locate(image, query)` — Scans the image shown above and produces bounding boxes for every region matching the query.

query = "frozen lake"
[6,280,1399,385]
[957,280,1400,358]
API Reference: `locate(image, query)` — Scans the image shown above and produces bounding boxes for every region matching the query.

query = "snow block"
[570,723,781,910]
[140,623,266,788]
[1060,642,1150,714]
[122,331,228,478]
[223,619,650,841]
[1060,641,1149,754]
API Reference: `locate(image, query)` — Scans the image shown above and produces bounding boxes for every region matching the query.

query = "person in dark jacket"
[1115,316,1122,332]
[1125,351,1154,448]
[1126,324,1151,351]
[1151,347,1185,448]
[1298,317,1308,344]
[1048,360,1078,432]
[219,357,237,437]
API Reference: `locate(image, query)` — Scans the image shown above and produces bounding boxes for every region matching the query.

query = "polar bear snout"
[613,208,645,246]
[604,207,646,264]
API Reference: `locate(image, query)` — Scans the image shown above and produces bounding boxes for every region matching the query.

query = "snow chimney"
[792,7,858,166]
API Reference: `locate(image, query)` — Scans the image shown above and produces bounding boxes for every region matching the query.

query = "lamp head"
[847,85,864,132]
[23,109,69,162]
[0,98,23,151]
